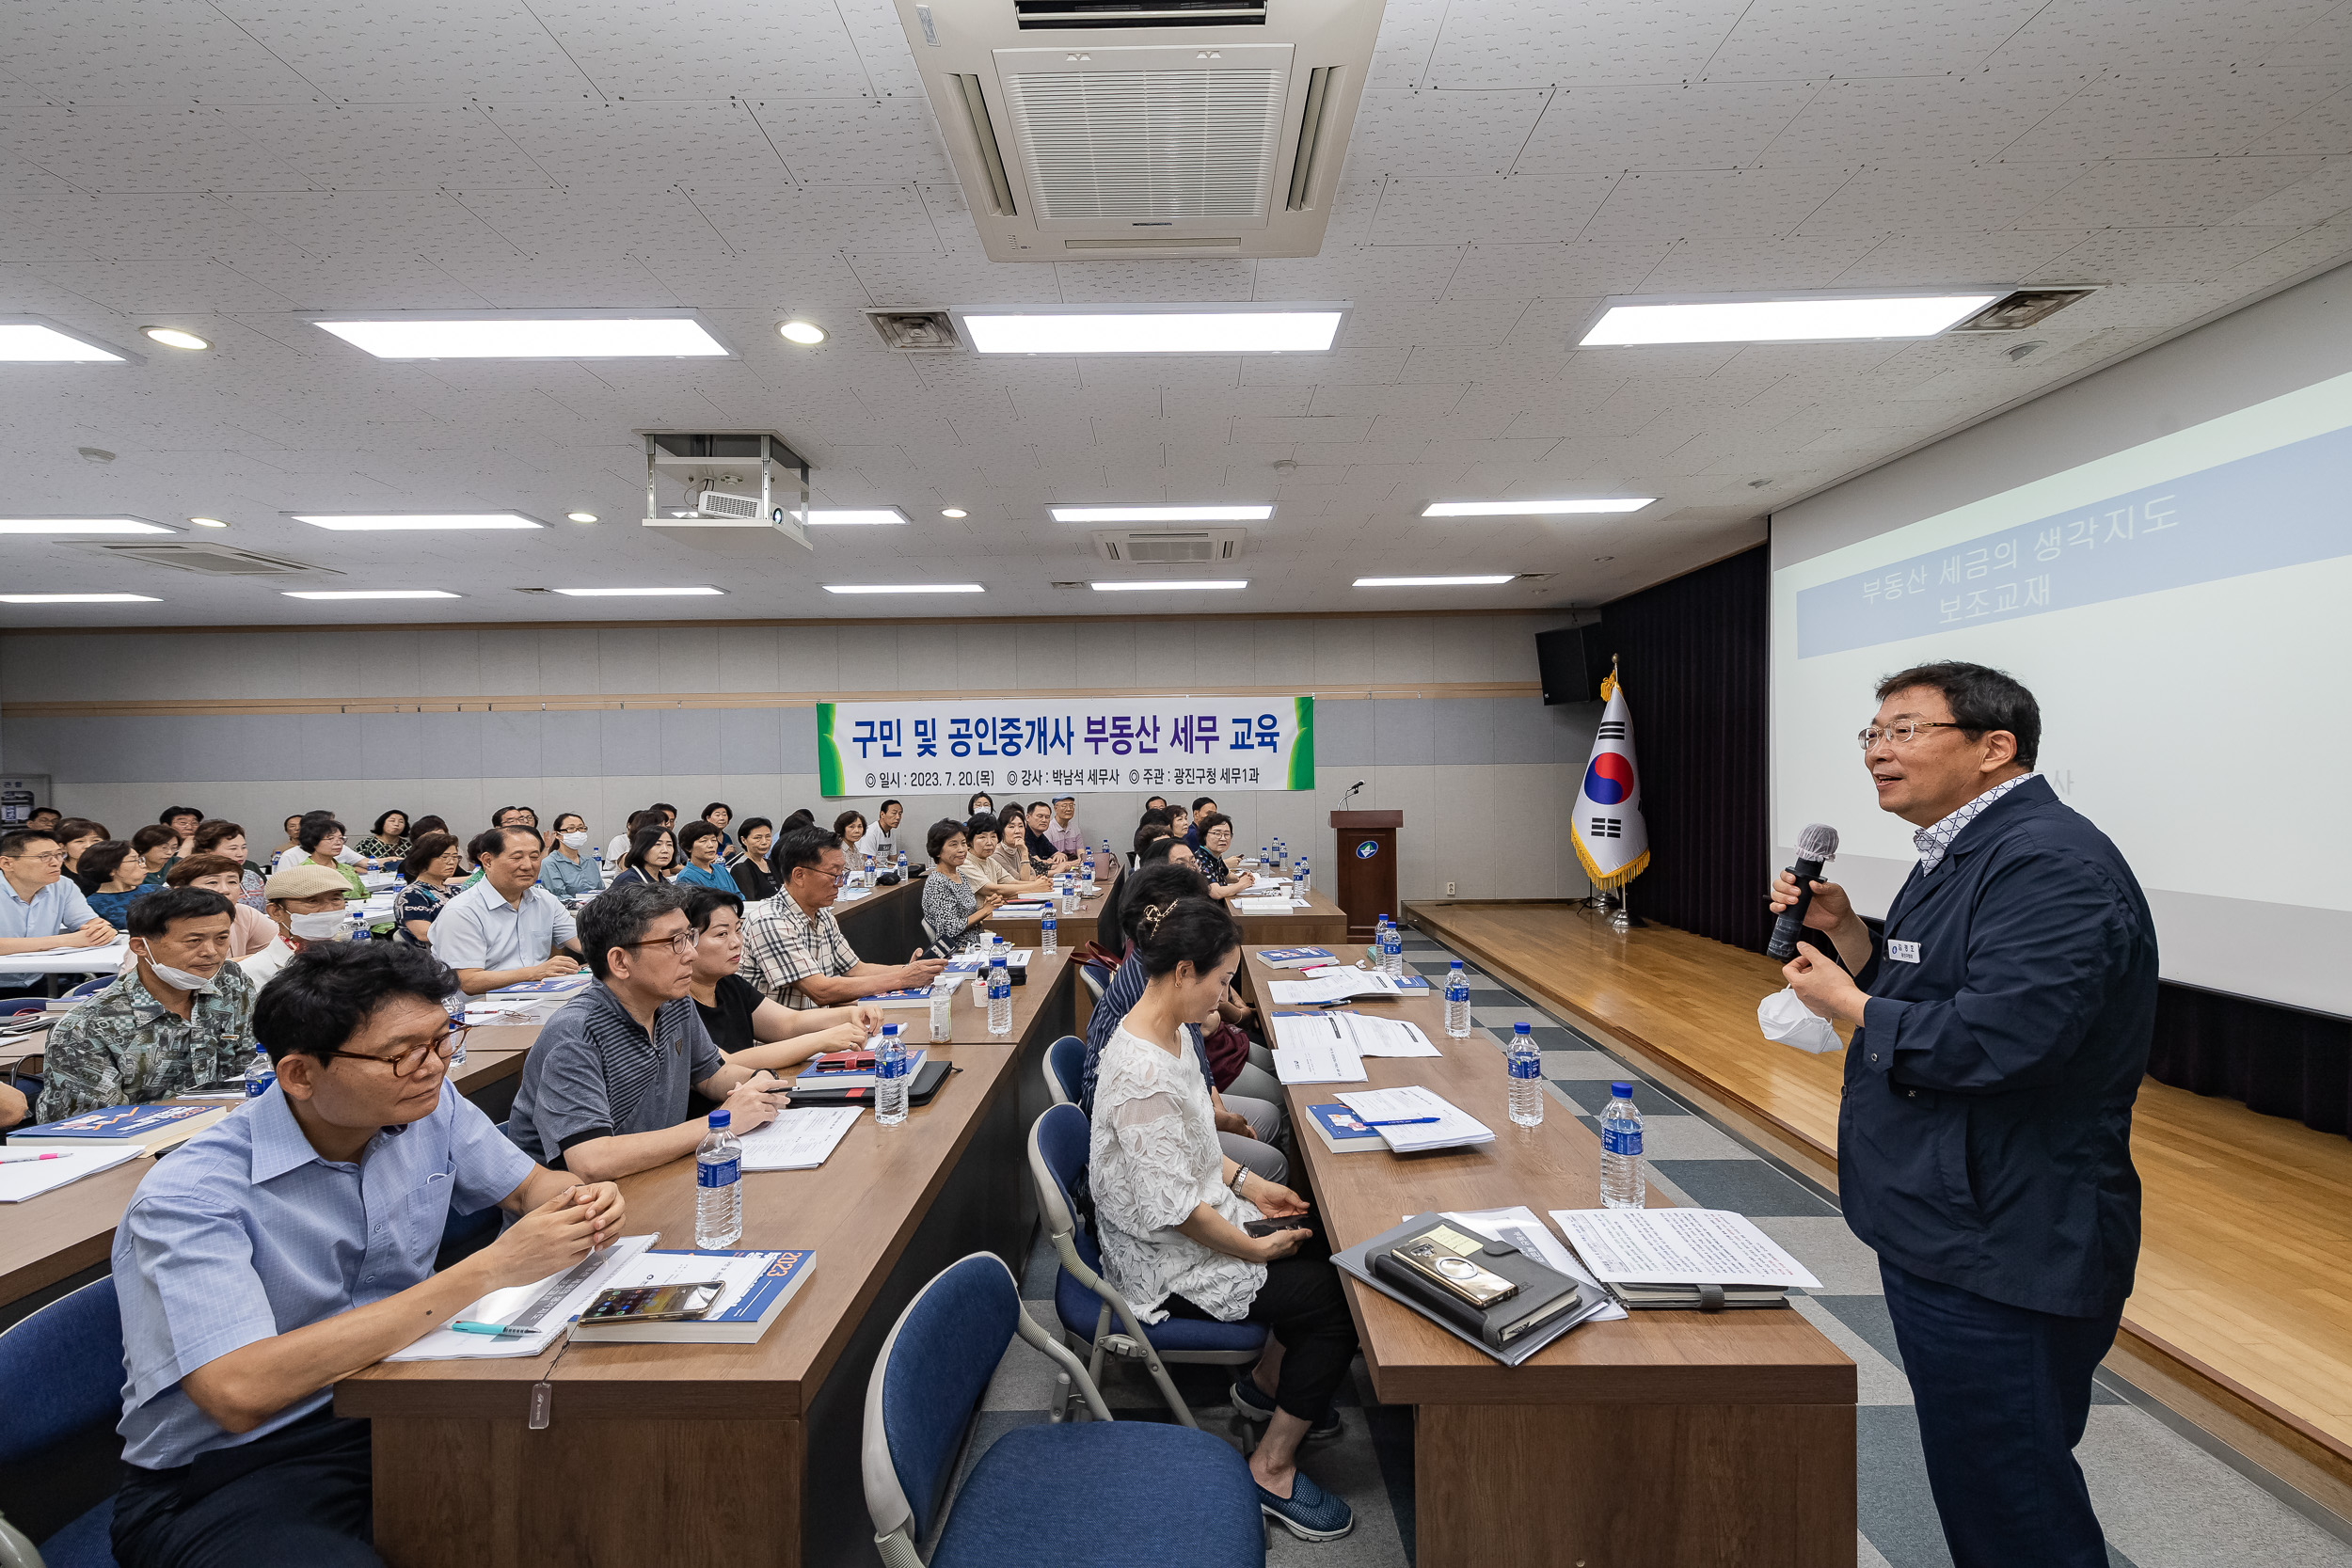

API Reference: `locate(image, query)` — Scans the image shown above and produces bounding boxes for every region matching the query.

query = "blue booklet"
[792,1049,926,1089]
[1259,945,1335,969]
[15,1103,215,1141]
[1305,1102,1389,1153]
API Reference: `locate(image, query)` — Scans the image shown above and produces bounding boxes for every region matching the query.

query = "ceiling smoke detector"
[865,309,963,353]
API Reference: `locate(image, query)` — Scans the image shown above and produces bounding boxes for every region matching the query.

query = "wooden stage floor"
[1405,897,2352,1507]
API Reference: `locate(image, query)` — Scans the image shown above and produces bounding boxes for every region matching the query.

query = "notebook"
[1332,1085,1494,1153]
[1303,1102,1388,1154]
[0,1145,145,1202]
[10,1103,225,1154]
[1333,1212,1613,1364]
[568,1248,816,1344]
[790,1049,927,1089]
[786,1059,955,1109]
[1257,945,1335,969]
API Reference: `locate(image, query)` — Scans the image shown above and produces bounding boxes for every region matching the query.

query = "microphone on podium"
[1766,823,1841,961]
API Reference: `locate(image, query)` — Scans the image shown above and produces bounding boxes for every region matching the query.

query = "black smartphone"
[1243,1216,1314,1238]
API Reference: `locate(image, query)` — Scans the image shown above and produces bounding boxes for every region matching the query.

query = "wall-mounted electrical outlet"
[1445,881,1456,895]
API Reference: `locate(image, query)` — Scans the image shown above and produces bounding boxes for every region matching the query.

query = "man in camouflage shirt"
[37,887,257,1123]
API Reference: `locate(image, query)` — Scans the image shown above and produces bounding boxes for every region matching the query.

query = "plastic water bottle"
[243,1042,276,1099]
[987,954,1012,1037]
[1507,1021,1545,1128]
[1444,959,1472,1037]
[1041,906,1057,953]
[694,1110,743,1248]
[1381,919,1404,977]
[1296,858,1311,895]
[1600,1083,1645,1207]
[863,853,876,888]
[929,977,955,1044]
[896,850,909,882]
[875,1023,911,1126]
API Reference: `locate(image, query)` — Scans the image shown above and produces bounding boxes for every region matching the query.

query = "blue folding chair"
[60,978,112,1001]
[1042,1035,1084,1108]
[0,1276,122,1567]
[1026,1103,1264,1427]
[0,998,47,1017]
[862,1252,1262,1568]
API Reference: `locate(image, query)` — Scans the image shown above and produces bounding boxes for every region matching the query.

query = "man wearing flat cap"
[234,861,362,990]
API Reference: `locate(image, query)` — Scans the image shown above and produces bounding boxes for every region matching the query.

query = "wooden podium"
[1330,809,1403,941]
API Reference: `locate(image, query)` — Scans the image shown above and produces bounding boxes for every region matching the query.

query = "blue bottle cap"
[1513,1021,1532,1036]
[1450,958,1463,968]
[708,1109,731,1127]
[882,1022,899,1037]
[1611,1082,1634,1098]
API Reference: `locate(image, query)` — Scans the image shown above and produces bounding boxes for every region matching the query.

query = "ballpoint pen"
[0,1150,70,1163]
[1362,1117,1440,1126]
[449,1321,534,1338]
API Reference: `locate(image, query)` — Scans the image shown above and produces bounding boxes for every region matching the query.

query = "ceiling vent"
[866,309,964,353]
[1090,527,1245,562]
[84,541,329,576]
[896,0,1385,261]
[1950,287,2099,332]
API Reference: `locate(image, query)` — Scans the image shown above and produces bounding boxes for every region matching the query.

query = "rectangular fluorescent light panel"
[1581,293,2002,346]
[282,590,461,601]
[823,583,985,595]
[1090,580,1248,592]
[0,324,128,362]
[290,514,545,531]
[1422,499,1652,517]
[311,316,728,359]
[0,517,175,535]
[964,311,1342,356]
[1354,576,1516,588]
[0,593,162,603]
[806,509,911,526]
[1052,505,1272,524]
[550,586,725,597]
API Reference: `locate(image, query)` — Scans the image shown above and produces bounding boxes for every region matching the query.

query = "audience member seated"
[739,828,946,1008]
[922,820,1008,952]
[603,808,653,867]
[395,833,462,946]
[506,882,789,1180]
[966,790,994,817]
[357,810,410,861]
[1044,794,1086,859]
[609,825,677,889]
[538,813,601,901]
[961,816,1050,898]
[728,816,778,902]
[857,799,903,864]
[1024,800,1076,874]
[25,806,61,836]
[1192,814,1260,902]
[778,808,817,834]
[681,886,882,1068]
[239,863,354,988]
[160,805,204,860]
[39,887,253,1121]
[1089,895,1359,1542]
[0,827,117,999]
[269,813,304,863]
[276,814,371,895]
[649,801,678,831]
[164,855,278,959]
[674,819,736,891]
[78,842,148,930]
[1185,797,1217,848]
[107,942,625,1568]
[1142,795,1168,816]
[192,820,266,909]
[992,806,1055,881]
[407,815,451,853]
[701,801,736,847]
[56,816,108,879]
[834,810,868,868]
[1079,862,1287,1185]
[132,823,179,886]
[429,828,582,995]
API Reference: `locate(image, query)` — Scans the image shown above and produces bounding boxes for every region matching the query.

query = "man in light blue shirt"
[0,826,115,994]
[109,942,625,1568]
[429,827,583,994]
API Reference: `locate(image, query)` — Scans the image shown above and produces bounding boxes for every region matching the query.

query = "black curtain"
[1594,545,1770,950]
[2147,984,2351,1139]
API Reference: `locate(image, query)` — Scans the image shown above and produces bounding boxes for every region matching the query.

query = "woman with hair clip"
[1089,895,1361,1543]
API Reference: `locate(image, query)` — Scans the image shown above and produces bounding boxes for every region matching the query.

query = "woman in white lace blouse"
[1089,896,1360,1544]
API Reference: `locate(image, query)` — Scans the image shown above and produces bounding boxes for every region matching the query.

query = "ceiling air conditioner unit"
[83,542,331,576]
[897,0,1385,261]
[1091,528,1245,562]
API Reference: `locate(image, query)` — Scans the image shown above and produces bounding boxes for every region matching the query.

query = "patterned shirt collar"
[1912,773,2036,874]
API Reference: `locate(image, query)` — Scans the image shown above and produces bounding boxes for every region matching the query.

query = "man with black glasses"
[108,943,626,1568]
[738,828,945,1008]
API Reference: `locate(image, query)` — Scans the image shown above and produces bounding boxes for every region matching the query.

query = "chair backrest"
[862,1252,1021,1545]
[1077,965,1106,1005]
[1027,1103,1103,1272]
[0,1275,122,1467]
[62,977,112,1000]
[0,998,47,1017]
[1044,1034,1083,1107]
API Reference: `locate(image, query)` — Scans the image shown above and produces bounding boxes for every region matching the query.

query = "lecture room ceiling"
[4,0,2352,626]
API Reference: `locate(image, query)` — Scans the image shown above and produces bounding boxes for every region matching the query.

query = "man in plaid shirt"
[739,827,947,1008]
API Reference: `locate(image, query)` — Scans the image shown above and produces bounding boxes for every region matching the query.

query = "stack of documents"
[568,1248,817,1344]
[0,1145,145,1202]
[1257,945,1334,969]
[737,1107,863,1170]
[1333,1085,1493,1153]
[1272,1009,1439,1058]
[945,948,1032,974]
[1267,969,1430,1006]
[1269,1032,1366,1085]
[1548,1208,1820,1307]
[390,1234,659,1360]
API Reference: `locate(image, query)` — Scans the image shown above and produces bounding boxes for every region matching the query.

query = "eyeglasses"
[325,1025,469,1078]
[4,850,65,863]
[1856,721,1963,751]
[626,930,701,958]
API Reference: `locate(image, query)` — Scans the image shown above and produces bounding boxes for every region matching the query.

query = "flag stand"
[1608,882,1642,932]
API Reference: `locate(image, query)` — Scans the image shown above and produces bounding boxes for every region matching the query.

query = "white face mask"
[288,910,348,940]
[136,940,216,994]
[561,832,588,849]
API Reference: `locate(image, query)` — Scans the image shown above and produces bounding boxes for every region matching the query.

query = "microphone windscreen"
[1795,822,1840,861]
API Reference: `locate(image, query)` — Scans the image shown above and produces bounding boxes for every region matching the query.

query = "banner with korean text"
[817,696,1316,799]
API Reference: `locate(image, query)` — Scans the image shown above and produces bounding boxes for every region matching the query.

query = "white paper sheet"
[1333,1085,1494,1153]
[387,1233,658,1360]
[1266,970,1426,1005]
[1272,1010,1438,1059]
[1438,1207,1628,1323]
[1268,1034,1367,1085]
[1547,1208,1822,1290]
[0,1145,143,1202]
[737,1107,863,1171]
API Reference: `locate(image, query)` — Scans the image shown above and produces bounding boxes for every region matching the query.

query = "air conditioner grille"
[1001,68,1286,221]
[1090,527,1245,562]
[87,542,325,576]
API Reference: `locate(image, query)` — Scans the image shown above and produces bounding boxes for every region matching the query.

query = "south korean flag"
[1573,662,1650,892]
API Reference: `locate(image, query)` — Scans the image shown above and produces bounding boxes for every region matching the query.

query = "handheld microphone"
[1766,823,1840,961]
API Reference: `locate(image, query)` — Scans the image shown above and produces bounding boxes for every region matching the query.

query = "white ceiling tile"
[1764,76,2088,166]
[2246,91,2352,156]
[834,0,924,99]
[1832,229,2101,285]
[1252,246,1462,304]
[845,251,1063,304]
[1635,235,1880,292]
[1794,161,2088,236]
[1367,0,1451,91]
[217,254,490,309]
[1307,383,1467,415]
[2002,67,2346,161]
[1075,356,1247,389]
[3,6,320,103]
[2026,156,2325,228]
[1707,1,2049,79]
[219,104,554,189]
[1051,259,1259,303]
[1581,165,1853,244]
[1516,82,1816,173]
[1337,298,1528,349]
[485,103,784,190]
[422,252,682,308]
[2033,225,2307,283]
[214,189,522,261]
[1343,90,1550,177]
[1238,348,1412,386]
[1371,174,1618,244]
[211,0,599,103]
[1425,0,1752,89]
[637,254,875,311]
[744,100,956,185]
[29,257,298,312]
[531,0,873,99]
[1982,0,2341,76]
[0,106,314,192]
[688,183,940,255]
[1441,240,1671,299]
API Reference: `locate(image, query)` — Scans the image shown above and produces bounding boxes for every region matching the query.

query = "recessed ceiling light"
[823,583,985,594]
[281,590,462,601]
[1422,499,1653,517]
[1052,504,1272,524]
[549,586,725,597]
[778,320,827,345]
[288,513,546,531]
[0,320,134,363]
[565,512,598,524]
[961,307,1343,356]
[0,516,175,535]
[806,509,911,526]
[1580,292,2004,347]
[309,313,730,360]
[187,516,230,529]
[1354,575,1518,588]
[1090,580,1248,592]
[940,507,968,519]
[0,593,163,604]
[141,326,211,351]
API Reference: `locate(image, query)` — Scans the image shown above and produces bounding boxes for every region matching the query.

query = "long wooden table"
[981,879,1351,948]
[339,953,1078,1568]
[1237,942,1857,1568]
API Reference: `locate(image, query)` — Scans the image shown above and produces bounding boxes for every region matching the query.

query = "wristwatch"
[1230,1166,1248,1196]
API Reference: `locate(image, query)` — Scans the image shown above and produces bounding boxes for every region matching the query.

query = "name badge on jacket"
[1886,939,1922,964]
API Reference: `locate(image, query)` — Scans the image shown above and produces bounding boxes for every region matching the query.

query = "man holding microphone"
[1770,661,2157,1568]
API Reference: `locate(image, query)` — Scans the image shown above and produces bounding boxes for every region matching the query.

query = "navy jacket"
[1842,776,2158,1318]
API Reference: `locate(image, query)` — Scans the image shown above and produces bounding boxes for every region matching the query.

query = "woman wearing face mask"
[237,863,359,989]
[395,832,462,946]
[538,813,600,901]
